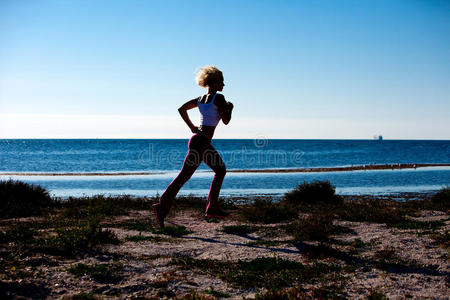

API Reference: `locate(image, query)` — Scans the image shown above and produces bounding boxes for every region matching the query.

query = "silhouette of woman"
[153,66,234,227]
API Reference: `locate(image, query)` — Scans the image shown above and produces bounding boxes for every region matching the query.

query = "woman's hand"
[190,126,199,134]
[217,97,233,125]
[178,99,200,134]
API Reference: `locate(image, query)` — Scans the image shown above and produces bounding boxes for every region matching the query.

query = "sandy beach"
[1,191,448,299]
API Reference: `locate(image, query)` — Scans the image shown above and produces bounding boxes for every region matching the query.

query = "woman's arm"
[215,95,233,125]
[178,99,199,133]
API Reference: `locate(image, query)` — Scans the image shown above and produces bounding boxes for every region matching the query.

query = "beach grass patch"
[254,284,346,300]
[174,195,236,212]
[203,287,230,298]
[62,195,134,218]
[113,218,153,232]
[374,247,397,262]
[67,261,123,283]
[181,290,216,300]
[312,284,348,300]
[431,186,450,210]
[40,215,120,256]
[222,225,257,235]
[334,238,375,249]
[431,230,450,249]
[241,198,297,224]
[284,180,343,206]
[60,195,155,220]
[173,194,207,209]
[0,281,49,299]
[125,234,177,243]
[351,238,370,248]
[338,198,447,229]
[67,292,100,300]
[336,199,405,224]
[291,212,345,242]
[68,292,97,300]
[0,252,33,280]
[0,223,38,246]
[373,246,425,271]
[125,234,161,242]
[300,243,353,261]
[223,258,340,289]
[246,239,292,247]
[387,219,445,230]
[172,256,341,290]
[152,225,192,237]
[0,180,54,217]
[366,289,389,300]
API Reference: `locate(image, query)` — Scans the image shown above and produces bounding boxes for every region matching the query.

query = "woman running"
[153,65,234,227]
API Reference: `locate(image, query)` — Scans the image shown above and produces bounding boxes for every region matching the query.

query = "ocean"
[1,139,449,198]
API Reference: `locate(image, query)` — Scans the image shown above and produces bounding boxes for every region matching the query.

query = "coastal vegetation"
[284,180,343,205]
[0,180,448,298]
[67,261,124,284]
[0,179,54,217]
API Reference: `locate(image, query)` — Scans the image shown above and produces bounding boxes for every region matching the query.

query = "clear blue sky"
[1,0,449,139]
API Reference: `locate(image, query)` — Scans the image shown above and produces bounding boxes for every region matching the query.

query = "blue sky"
[1,0,449,139]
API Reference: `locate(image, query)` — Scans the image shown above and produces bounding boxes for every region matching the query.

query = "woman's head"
[195,65,224,91]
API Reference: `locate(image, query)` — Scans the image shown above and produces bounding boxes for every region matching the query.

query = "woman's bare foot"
[205,210,230,218]
[153,203,165,228]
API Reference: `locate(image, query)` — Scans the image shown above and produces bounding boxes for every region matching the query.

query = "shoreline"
[1,163,450,176]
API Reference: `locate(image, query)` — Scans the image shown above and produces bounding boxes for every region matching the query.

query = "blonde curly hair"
[195,65,223,88]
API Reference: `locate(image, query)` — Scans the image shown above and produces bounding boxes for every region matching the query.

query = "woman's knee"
[215,165,226,177]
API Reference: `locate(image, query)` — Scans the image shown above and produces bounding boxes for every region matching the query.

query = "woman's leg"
[203,144,227,214]
[157,134,208,217]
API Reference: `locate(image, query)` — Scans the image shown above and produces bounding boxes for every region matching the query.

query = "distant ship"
[373,135,383,141]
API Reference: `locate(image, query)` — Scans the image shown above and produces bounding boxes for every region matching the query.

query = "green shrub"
[284,180,342,205]
[293,212,338,242]
[431,186,450,210]
[0,180,53,217]
[242,199,297,224]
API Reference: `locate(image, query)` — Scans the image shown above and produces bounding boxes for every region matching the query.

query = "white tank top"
[198,93,220,126]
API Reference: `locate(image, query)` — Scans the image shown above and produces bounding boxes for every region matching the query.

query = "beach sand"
[0,194,449,299]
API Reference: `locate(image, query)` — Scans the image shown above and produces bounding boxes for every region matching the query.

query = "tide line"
[1,163,449,176]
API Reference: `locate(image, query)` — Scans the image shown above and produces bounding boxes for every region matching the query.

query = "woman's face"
[211,75,225,91]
